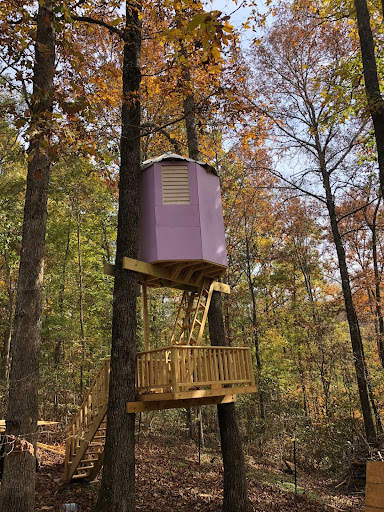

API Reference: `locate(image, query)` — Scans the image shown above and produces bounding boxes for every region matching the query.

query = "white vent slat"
[162,165,190,205]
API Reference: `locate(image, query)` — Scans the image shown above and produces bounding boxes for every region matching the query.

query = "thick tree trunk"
[94,2,141,511]
[0,2,55,511]
[208,292,251,512]
[353,0,384,199]
[183,87,199,160]
[1,255,14,384]
[180,46,250,509]
[321,169,377,447]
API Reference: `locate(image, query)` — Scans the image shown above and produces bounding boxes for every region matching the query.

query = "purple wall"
[138,167,158,262]
[197,167,228,267]
[138,159,228,267]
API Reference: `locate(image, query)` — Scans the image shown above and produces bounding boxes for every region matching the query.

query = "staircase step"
[76,465,94,471]
[72,473,90,480]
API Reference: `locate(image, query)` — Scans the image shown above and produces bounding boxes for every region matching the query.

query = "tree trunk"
[94,1,141,510]
[208,291,251,512]
[321,168,377,447]
[366,199,384,367]
[76,217,86,398]
[0,2,55,511]
[1,253,14,384]
[353,0,384,199]
[180,41,250,508]
[244,223,265,420]
[53,217,71,413]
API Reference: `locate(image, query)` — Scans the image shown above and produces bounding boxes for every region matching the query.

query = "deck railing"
[136,345,254,394]
[63,358,110,480]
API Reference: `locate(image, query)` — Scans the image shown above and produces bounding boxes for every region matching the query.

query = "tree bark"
[76,216,86,398]
[94,1,141,510]
[209,292,251,512]
[1,252,14,384]
[244,221,265,420]
[365,199,384,367]
[321,167,377,446]
[180,37,250,508]
[0,2,55,511]
[353,0,384,199]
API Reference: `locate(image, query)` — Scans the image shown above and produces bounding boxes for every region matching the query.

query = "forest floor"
[34,432,364,512]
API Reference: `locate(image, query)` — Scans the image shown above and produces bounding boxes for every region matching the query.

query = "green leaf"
[186,14,205,31]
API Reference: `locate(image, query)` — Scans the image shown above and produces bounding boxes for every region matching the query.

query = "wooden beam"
[104,258,231,294]
[104,257,231,294]
[123,257,205,288]
[37,442,65,455]
[212,282,230,294]
[174,386,256,400]
[126,394,236,413]
[136,385,257,402]
[103,261,115,277]
[141,285,150,352]
[0,420,59,433]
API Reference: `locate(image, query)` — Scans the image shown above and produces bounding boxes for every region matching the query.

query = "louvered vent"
[162,165,190,204]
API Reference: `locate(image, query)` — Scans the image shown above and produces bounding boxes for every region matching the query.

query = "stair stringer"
[63,403,107,482]
[87,447,105,481]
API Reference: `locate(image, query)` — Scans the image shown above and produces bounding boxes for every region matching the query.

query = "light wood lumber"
[0,420,59,431]
[367,461,384,484]
[126,394,236,413]
[37,442,65,455]
[105,258,230,293]
[137,386,257,402]
[365,483,384,509]
[141,285,150,352]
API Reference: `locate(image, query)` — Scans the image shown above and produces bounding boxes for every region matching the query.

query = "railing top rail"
[136,345,251,356]
[136,346,173,356]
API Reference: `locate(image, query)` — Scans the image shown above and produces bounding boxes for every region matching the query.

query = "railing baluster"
[240,350,246,381]
[223,350,229,381]
[198,347,203,382]
[173,347,179,393]
[192,348,197,383]
[218,350,224,382]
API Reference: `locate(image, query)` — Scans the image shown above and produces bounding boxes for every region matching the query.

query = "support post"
[142,285,149,352]
[171,346,180,394]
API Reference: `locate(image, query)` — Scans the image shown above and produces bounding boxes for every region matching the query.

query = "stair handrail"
[66,358,110,438]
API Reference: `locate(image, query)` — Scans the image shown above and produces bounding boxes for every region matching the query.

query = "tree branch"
[70,15,124,38]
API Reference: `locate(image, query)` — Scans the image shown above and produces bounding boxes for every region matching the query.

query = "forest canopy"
[0,0,383,509]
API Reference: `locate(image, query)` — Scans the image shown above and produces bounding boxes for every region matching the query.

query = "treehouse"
[139,152,228,276]
[63,154,256,482]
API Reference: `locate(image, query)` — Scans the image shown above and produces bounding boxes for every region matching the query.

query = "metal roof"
[141,152,218,176]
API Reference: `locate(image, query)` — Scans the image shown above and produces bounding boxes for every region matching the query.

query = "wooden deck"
[63,346,256,482]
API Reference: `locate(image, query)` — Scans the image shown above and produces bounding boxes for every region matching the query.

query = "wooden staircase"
[63,359,110,482]
[170,280,214,345]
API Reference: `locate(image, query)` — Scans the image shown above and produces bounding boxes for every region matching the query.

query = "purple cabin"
[138,153,228,275]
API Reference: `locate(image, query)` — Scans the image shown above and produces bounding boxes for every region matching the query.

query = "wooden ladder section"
[170,280,214,346]
[63,359,110,483]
